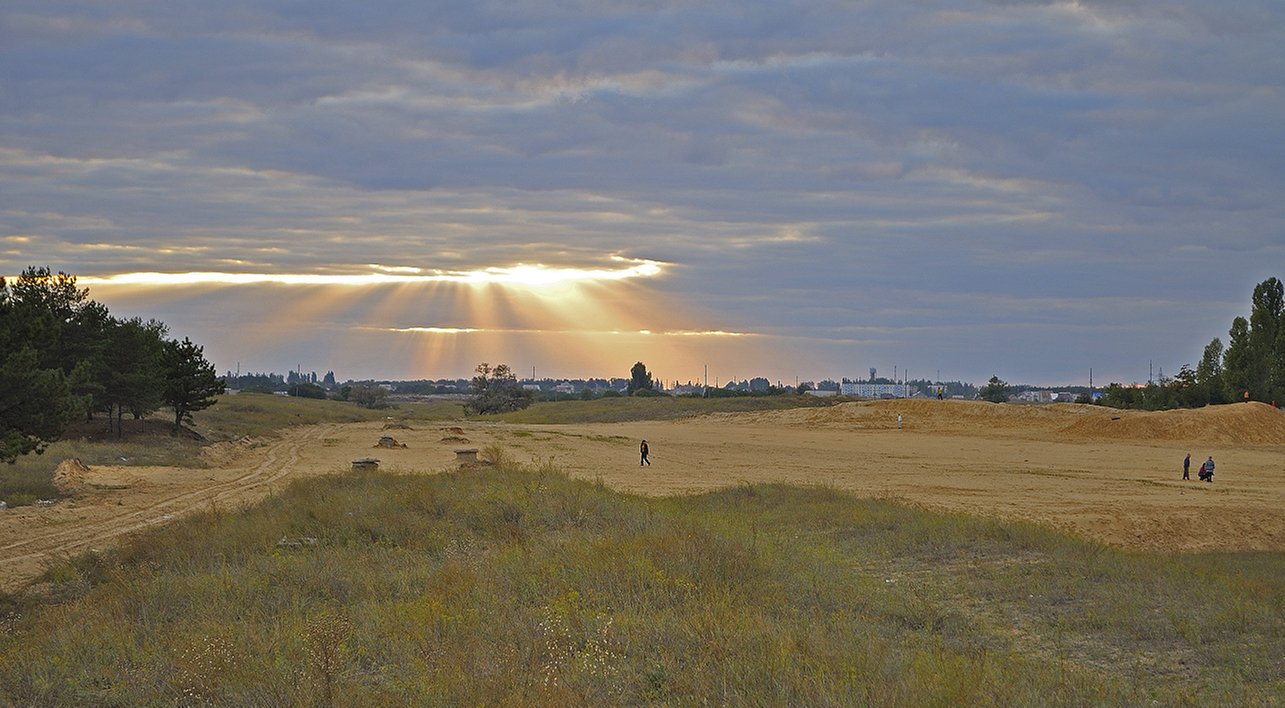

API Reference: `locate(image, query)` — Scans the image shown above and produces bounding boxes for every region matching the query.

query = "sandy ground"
[3,400,1284,590]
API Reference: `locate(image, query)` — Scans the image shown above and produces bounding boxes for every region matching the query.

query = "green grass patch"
[481,393,843,424]
[3,465,1283,705]
[190,393,462,440]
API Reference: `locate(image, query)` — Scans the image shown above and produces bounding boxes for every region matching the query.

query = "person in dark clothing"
[1183,453,1190,480]
[640,440,650,466]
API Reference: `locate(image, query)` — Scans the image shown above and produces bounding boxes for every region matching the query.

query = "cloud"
[1,0,1282,383]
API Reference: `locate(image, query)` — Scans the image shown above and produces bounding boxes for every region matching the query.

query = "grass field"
[0,394,466,508]
[2,460,1283,706]
[189,393,465,440]
[1,393,834,508]
[483,393,841,424]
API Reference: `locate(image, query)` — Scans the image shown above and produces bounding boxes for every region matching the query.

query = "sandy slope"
[3,400,1284,590]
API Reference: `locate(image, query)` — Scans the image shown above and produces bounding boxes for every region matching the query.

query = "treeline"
[1101,277,1285,410]
[0,267,224,463]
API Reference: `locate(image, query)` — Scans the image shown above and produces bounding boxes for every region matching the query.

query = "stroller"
[1198,462,1213,482]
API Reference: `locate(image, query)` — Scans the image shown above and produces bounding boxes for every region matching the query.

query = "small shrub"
[480,443,510,469]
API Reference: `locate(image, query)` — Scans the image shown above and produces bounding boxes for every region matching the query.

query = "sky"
[2,0,1282,387]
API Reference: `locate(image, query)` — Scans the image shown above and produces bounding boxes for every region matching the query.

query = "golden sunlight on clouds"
[392,326,483,333]
[78,258,663,287]
[387,327,750,337]
[78,258,785,380]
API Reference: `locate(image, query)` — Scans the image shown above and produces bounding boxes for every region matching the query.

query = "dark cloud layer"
[2,0,1282,383]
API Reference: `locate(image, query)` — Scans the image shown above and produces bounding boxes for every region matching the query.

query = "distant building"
[1015,390,1077,403]
[840,382,909,398]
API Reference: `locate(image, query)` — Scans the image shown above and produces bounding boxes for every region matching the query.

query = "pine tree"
[162,337,226,429]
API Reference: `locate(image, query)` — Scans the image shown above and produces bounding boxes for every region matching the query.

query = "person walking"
[1183,453,1191,480]
[640,439,650,466]
[1202,456,1214,482]
[897,414,902,429]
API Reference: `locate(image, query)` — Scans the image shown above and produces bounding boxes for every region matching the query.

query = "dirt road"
[4,400,1284,590]
[0,424,340,590]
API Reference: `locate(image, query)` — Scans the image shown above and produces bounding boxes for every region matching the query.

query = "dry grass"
[190,393,462,440]
[2,460,1283,706]
[1,394,466,507]
[482,393,842,425]
[0,434,206,507]
[716,398,1285,445]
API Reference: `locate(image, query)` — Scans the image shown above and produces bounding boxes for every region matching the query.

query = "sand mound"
[1058,401,1285,445]
[52,458,91,496]
[703,399,1285,446]
[712,399,1093,433]
[199,435,256,466]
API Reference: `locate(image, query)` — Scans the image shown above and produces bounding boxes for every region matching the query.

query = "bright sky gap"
[79,260,664,287]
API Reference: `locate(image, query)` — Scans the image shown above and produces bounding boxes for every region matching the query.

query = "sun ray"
[77,257,777,380]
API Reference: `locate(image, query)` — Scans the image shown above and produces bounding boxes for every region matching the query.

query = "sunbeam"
[78,258,775,380]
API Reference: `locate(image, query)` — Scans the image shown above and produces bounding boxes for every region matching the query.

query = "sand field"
[3,399,1284,590]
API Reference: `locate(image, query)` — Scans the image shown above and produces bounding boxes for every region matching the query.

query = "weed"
[174,633,238,703]
[305,609,353,707]
[479,443,510,470]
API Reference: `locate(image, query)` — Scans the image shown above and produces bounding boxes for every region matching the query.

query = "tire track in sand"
[0,423,339,589]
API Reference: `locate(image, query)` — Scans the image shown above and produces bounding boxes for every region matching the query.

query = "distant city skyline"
[3,1,1281,387]
[224,366,1098,392]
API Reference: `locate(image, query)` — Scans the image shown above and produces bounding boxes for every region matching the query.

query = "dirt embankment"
[1056,401,1285,445]
[718,399,1285,445]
